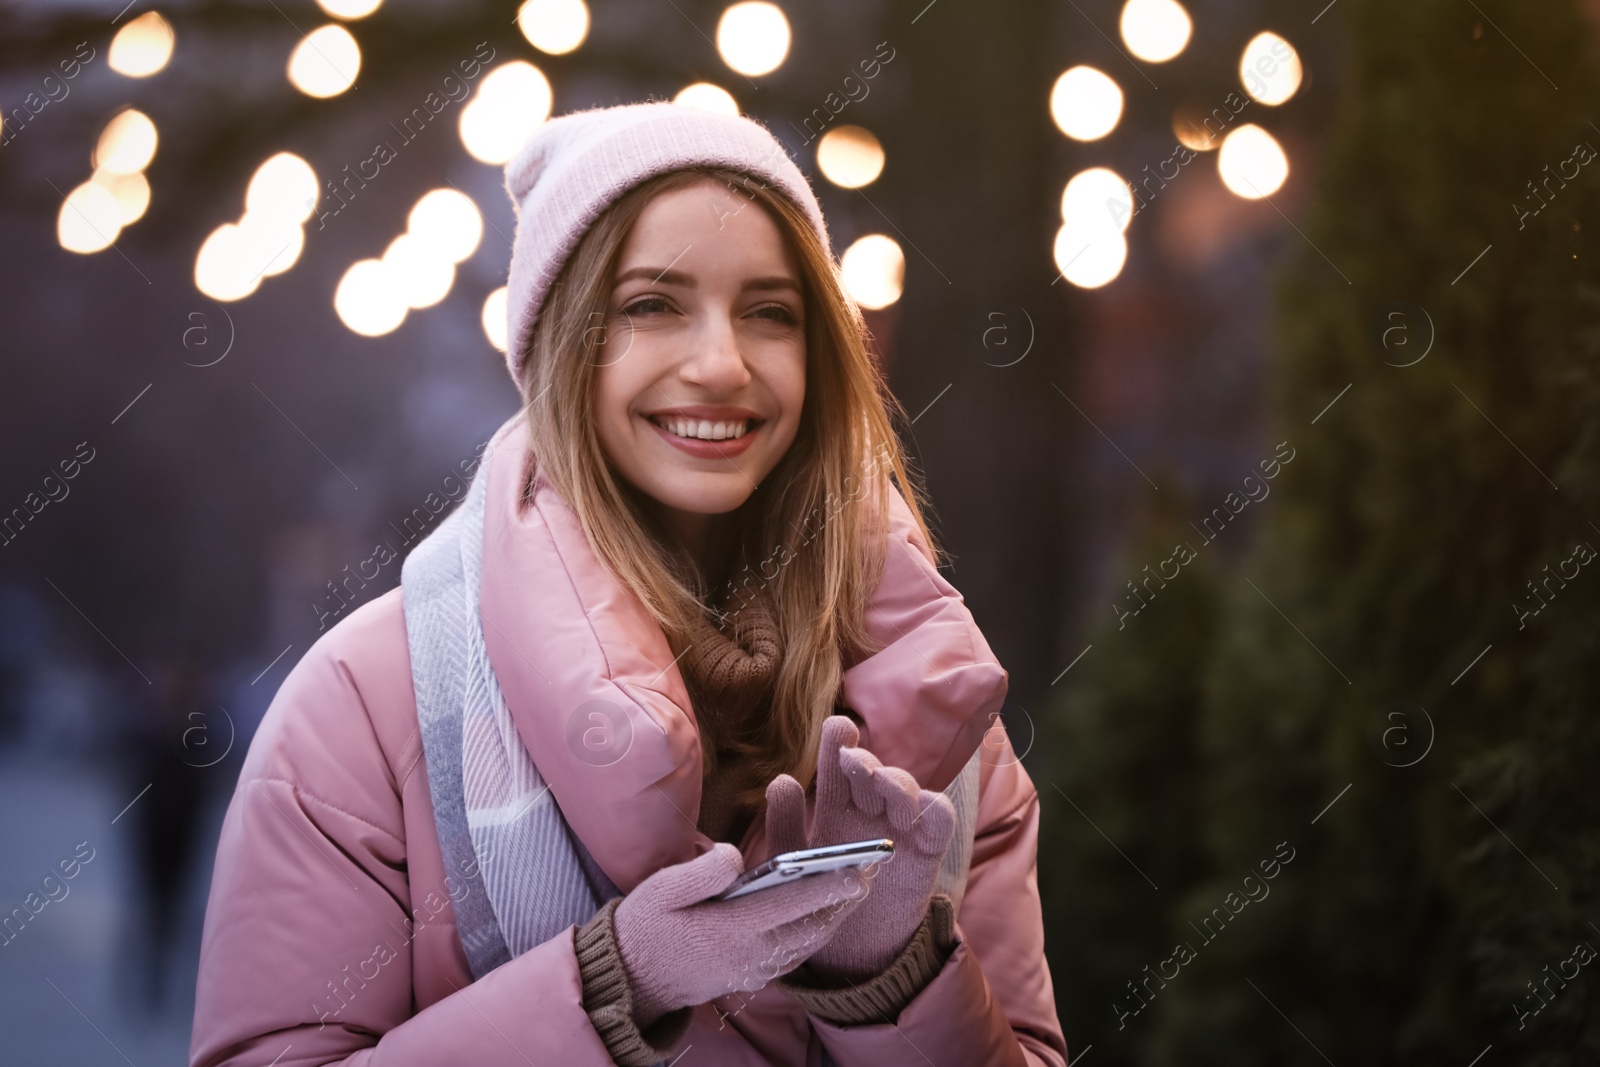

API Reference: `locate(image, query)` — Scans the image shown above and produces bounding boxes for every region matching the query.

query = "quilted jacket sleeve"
[189,597,636,1067]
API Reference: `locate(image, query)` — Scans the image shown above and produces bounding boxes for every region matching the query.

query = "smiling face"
[593,176,808,558]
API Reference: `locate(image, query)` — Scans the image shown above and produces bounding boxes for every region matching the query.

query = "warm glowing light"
[1172,103,1225,151]
[246,153,319,225]
[839,234,904,310]
[58,181,123,254]
[1218,123,1289,198]
[94,109,158,174]
[407,189,482,264]
[483,286,509,352]
[1240,32,1302,105]
[1050,66,1123,142]
[335,259,408,336]
[673,83,740,116]
[381,234,455,310]
[288,24,361,98]
[108,11,175,77]
[459,61,554,165]
[92,168,151,225]
[716,2,790,77]
[1053,222,1127,289]
[240,212,305,278]
[1060,168,1135,234]
[316,0,383,19]
[1119,0,1191,63]
[816,126,885,189]
[195,224,261,301]
[517,0,589,55]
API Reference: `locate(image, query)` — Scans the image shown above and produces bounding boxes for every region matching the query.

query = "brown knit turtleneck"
[677,586,783,845]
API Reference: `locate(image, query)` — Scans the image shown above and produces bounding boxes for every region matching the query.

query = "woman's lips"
[645,415,759,460]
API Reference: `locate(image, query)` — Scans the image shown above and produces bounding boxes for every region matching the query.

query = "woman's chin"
[649,479,755,517]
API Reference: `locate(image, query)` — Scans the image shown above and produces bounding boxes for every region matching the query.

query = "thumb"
[639,842,745,911]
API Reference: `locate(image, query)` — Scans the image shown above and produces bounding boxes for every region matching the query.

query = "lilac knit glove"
[612,841,868,1028]
[764,715,957,981]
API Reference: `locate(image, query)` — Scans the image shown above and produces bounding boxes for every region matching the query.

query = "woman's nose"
[681,313,752,390]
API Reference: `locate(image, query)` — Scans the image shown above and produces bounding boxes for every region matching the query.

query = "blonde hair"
[517,165,945,809]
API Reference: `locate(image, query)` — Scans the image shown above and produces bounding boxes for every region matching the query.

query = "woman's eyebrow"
[614,266,695,287]
[741,276,801,293]
[610,268,800,294]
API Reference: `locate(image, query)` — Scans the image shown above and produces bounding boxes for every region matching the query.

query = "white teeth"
[653,416,752,441]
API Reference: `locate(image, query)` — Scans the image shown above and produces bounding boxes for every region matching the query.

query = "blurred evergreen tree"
[1042,0,1600,1062]
[1037,483,1224,1067]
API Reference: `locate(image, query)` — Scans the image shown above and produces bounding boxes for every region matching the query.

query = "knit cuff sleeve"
[574,896,694,1066]
[775,893,960,1026]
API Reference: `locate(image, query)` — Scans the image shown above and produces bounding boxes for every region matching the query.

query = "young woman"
[190,102,1067,1067]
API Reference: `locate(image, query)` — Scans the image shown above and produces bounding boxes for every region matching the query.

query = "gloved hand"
[613,841,868,1028]
[764,715,957,981]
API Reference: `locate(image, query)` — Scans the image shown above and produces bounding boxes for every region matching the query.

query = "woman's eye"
[619,296,670,316]
[753,303,800,325]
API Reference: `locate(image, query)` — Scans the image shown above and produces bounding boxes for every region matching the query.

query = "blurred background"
[2,0,1598,1062]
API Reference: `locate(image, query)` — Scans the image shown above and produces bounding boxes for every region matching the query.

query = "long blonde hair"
[517,165,945,808]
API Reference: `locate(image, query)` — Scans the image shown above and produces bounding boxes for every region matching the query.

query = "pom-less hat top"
[499,101,833,382]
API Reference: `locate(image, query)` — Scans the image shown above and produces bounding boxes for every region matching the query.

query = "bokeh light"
[93,109,158,175]
[382,234,455,310]
[1119,0,1191,63]
[1240,32,1303,105]
[287,24,361,98]
[58,181,123,254]
[839,234,904,310]
[517,0,590,55]
[1053,222,1127,289]
[816,126,885,189]
[1218,123,1289,198]
[335,259,409,336]
[190,154,316,297]
[245,153,319,225]
[482,287,509,352]
[673,83,740,116]
[237,212,305,279]
[407,189,483,264]
[1173,101,1225,151]
[1050,66,1123,142]
[716,2,791,77]
[195,224,262,301]
[316,0,383,19]
[108,11,175,78]
[1060,167,1135,234]
[92,168,151,226]
[459,61,553,165]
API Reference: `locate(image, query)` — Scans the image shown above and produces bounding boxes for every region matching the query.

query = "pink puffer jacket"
[189,414,1068,1066]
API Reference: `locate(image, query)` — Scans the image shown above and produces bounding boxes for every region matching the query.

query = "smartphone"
[712,838,894,901]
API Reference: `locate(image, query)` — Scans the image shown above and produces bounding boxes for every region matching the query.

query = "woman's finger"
[839,744,895,816]
[764,774,810,857]
[812,715,859,834]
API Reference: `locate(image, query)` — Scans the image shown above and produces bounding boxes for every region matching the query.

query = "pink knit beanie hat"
[500,101,833,382]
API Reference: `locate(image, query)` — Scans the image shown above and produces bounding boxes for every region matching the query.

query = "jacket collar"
[475,412,1004,892]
